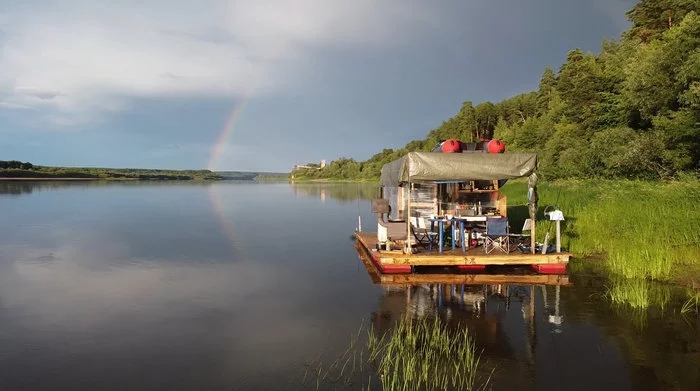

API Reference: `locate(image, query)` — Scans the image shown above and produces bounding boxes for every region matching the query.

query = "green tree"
[626,0,700,42]
[536,67,557,112]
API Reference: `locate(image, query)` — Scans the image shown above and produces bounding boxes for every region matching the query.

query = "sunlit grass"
[502,176,699,307]
[304,315,493,391]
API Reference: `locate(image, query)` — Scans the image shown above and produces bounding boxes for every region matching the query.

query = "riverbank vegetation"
[0,160,287,181]
[292,0,700,182]
[0,160,222,180]
[500,176,700,307]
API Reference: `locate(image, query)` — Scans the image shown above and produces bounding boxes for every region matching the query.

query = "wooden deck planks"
[354,242,572,286]
[355,231,571,267]
[375,272,571,286]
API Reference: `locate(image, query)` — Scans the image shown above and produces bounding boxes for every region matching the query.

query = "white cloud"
[0,101,34,110]
[0,0,439,124]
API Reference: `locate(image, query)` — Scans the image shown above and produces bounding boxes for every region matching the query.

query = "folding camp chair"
[410,216,438,250]
[508,218,532,247]
[484,217,510,254]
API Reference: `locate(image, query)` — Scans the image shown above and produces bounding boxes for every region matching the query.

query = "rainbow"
[207,98,252,171]
[207,185,242,258]
[205,71,267,258]
[206,98,252,259]
[207,65,269,171]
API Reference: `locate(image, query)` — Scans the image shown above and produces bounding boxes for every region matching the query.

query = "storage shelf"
[457,189,498,193]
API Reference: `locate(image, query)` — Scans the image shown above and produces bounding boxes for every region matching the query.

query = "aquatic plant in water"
[304,315,492,391]
[680,291,700,316]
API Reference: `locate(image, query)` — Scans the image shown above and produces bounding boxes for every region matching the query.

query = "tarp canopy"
[379,152,538,187]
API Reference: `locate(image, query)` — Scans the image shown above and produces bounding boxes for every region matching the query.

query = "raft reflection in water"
[357,241,571,376]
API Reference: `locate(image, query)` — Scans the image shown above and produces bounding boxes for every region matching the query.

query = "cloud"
[0,101,34,110]
[12,86,64,101]
[0,0,439,125]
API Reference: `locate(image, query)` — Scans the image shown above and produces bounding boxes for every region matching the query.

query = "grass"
[502,176,699,282]
[680,291,700,316]
[304,315,493,391]
[501,175,699,308]
[604,278,671,310]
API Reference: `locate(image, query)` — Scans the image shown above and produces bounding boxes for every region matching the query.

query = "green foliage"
[625,0,700,42]
[298,2,700,181]
[0,160,34,170]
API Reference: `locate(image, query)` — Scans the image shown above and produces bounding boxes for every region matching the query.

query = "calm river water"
[0,181,697,390]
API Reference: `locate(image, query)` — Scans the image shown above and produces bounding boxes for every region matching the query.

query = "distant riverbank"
[1,160,288,182]
[0,177,126,181]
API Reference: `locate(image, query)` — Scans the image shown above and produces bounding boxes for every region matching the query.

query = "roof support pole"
[527,173,538,255]
[406,179,411,255]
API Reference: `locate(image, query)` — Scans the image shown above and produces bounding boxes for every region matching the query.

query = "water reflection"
[290,182,378,203]
[353,239,700,391]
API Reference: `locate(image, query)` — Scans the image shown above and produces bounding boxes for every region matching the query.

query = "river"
[0,181,697,390]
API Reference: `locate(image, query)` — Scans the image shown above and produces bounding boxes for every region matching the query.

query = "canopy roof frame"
[380,152,539,187]
[378,151,540,255]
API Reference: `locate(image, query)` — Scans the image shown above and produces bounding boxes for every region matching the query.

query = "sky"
[0,0,638,172]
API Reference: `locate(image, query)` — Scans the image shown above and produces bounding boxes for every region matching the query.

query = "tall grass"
[502,176,699,308]
[304,315,492,391]
[502,176,700,282]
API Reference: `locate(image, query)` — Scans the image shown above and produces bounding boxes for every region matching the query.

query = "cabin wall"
[410,184,438,219]
[384,182,509,220]
[384,186,400,220]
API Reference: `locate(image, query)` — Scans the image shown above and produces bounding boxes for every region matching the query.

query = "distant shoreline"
[1,177,140,181]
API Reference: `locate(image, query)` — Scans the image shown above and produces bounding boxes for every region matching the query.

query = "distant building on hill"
[292,160,326,171]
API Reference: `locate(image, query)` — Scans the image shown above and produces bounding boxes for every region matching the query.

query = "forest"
[292,0,700,181]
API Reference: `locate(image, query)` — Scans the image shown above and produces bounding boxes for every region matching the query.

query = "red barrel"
[487,139,506,153]
[441,139,462,153]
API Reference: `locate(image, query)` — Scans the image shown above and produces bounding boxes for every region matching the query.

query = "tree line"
[0,161,223,180]
[292,0,700,181]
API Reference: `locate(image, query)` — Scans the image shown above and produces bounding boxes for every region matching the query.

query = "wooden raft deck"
[354,231,571,273]
[356,242,572,286]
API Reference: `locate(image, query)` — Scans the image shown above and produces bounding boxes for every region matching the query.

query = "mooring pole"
[527,173,538,255]
[406,180,411,254]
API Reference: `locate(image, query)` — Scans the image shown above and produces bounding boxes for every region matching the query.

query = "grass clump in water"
[604,278,671,310]
[680,291,700,316]
[305,315,492,391]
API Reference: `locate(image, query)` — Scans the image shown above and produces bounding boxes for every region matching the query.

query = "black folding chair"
[484,217,510,254]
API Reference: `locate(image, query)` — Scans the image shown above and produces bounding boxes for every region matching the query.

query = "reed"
[305,315,492,391]
[680,291,700,316]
